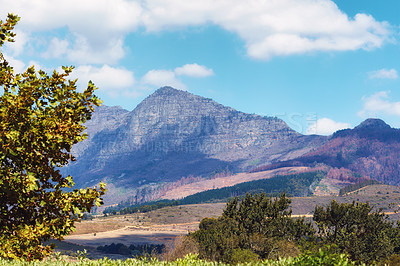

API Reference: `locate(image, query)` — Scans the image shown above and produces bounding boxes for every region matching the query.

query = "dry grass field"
[64,203,225,249]
[63,184,400,256]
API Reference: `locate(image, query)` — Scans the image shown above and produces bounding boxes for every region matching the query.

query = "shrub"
[161,235,199,261]
[229,248,259,264]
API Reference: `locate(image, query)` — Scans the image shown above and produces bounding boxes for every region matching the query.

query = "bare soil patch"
[65,203,225,248]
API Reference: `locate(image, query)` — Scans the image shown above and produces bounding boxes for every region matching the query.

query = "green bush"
[294,246,358,266]
[229,248,259,264]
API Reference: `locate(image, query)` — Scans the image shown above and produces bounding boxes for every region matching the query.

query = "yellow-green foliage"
[0,14,106,261]
[0,253,361,265]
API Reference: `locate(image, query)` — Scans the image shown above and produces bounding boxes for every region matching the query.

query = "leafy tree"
[222,193,315,243]
[191,217,241,262]
[0,14,106,261]
[314,200,399,263]
[192,193,315,263]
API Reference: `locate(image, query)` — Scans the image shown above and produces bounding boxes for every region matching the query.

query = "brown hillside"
[160,166,309,200]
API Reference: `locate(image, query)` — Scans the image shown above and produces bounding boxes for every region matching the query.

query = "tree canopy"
[314,200,400,263]
[0,14,106,261]
[191,193,315,263]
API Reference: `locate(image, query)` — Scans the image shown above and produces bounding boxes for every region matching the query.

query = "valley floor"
[62,184,400,259]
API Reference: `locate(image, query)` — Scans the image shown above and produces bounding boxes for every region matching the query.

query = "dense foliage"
[314,200,400,263]
[0,14,106,260]
[189,193,400,264]
[179,171,324,205]
[0,252,362,265]
[191,193,315,263]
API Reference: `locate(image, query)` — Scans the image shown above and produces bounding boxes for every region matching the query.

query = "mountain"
[252,118,400,185]
[64,87,325,196]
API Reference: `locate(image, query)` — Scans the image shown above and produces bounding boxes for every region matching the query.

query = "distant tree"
[0,14,106,260]
[338,179,380,196]
[314,200,399,263]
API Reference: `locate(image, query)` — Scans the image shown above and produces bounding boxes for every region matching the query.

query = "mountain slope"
[64,86,325,191]
[252,119,400,185]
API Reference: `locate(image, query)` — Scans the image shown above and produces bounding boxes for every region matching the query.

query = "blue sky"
[1,0,399,135]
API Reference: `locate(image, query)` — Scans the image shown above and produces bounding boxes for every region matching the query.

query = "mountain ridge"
[252,118,400,186]
[64,86,326,204]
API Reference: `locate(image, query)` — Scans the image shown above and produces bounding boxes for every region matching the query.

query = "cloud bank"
[141,63,214,90]
[307,117,350,135]
[368,68,398,80]
[358,91,400,117]
[0,0,392,64]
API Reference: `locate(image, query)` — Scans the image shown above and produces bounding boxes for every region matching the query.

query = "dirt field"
[65,224,188,247]
[64,203,225,247]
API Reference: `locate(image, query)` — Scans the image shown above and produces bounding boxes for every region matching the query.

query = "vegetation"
[0,252,361,265]
[97,243,164,257]
[0,14,106,260]
[103,172,323,217]
[179,171,324,205]
[188,193,400,264]
[2,13,400,266]
[314,200,400,263]
[191,193,315,263]
[104,200,179,216]
[339,179,381,196]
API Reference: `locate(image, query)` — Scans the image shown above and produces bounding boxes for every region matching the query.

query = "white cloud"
[358,91,400,117]
[3,29,29,57]
[141,0,391,60]
[0,0,142,64]
[141,63,214,90]
[67,35,126,65]
[70,65,136,96]
[175,63,214,77]
[40,33,126,65]
[42,37,69,59]
[141,69,186,90]
[368,68,398,80]
[306,117,350,135]
[2,53,26,74]
[0,0,392,64]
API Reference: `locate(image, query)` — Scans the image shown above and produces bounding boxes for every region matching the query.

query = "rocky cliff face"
[64,87,325,190]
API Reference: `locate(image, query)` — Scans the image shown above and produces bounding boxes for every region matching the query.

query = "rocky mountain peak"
[142,86,200,104]
[152,86,185,96]
[355,118,391,130]
[133,86,235,120]
[65,86,326,197]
